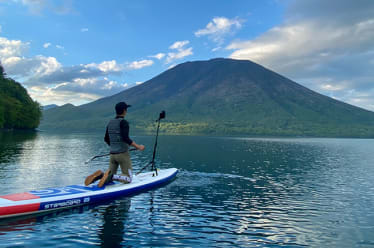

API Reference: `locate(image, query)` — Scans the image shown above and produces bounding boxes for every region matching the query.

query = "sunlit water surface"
[0,131,374,247]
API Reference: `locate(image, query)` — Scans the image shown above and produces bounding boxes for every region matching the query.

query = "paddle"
[85,148,136,164]
[136,110,165,176]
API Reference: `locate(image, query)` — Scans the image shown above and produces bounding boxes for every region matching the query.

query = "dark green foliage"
[0,63,4,78]
[0,66,42,129]
[41,58,374,137]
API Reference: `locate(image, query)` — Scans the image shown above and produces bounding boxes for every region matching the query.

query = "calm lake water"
[0,131,374,247]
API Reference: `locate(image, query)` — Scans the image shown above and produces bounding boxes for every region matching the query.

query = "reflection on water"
[0,130,37,164]
[0,132,374,247]
[96,198,131,247]
[0,130,37,143]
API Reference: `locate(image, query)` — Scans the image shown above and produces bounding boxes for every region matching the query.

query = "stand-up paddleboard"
[0,168,178,220]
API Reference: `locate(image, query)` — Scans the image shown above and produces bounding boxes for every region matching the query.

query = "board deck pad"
[1,192,41,201]
[0,168,178,219]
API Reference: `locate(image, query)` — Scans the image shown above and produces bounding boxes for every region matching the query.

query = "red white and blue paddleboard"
[0,168,178,219]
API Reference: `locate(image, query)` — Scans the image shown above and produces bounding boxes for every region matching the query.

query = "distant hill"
[41,58,374,137]
[0,64,41,129]
[42,104,59,111]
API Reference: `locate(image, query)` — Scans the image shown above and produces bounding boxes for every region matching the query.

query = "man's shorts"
[109,151,132,177]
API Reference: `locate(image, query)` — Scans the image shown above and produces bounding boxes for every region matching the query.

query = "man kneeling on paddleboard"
[85,102,145,187]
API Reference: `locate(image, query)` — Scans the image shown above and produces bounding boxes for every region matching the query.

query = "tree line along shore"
[0,64,41,130]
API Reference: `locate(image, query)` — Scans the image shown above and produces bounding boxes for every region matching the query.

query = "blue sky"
[1,0,374,111]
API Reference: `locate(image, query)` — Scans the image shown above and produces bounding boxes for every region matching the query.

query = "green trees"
[0,63,42,129]
[0,64,4,77]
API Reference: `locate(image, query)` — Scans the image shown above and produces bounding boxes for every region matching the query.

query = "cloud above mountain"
[127,59,154,70]
[227,0,374,110]
[166,40,193,64]
[195,17,244,45]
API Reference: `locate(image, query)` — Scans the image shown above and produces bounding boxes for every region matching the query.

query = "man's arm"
[120,120,144,151]
[120,120,133,145]
[104,127,110,145]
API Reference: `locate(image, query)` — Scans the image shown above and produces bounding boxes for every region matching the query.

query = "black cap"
[115,102,131,115]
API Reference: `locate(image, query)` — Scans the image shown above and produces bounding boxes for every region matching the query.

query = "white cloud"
[3,55,62,80]
[212,46,222,52]
[195,17,243,44]
[226,0,374,111]
[166,48,193,64]
[56,45,64,49]
[33,56,62,76]
[227,21,374,71]
[135,81,143,85]
[86,60,123,73]
[43,42,51,48]
[320,83,346,92]
[0,35,127,104]
[27,77,128,105]
[166,40,193,64]
[169,40,189,50]
[167,64,177,70]
[22,60,123,86]
[26,70,129,105]
[0,37,61,79]
[81,28,88,32]
[101,80,127,90]
[2,56,22,66]
[0,34,148,105]
[0,25,2,33]
[29,85,101,106]
[54,77,126,95]
[0,37,28,59]
[149,53,165,60]
[127,59,154,70]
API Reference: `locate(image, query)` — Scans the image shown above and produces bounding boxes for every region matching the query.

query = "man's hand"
[131,141,145,151]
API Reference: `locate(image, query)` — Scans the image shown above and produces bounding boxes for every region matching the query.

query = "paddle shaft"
[136,116,162,175]
[151,117,161,173]
[86,148,136,163]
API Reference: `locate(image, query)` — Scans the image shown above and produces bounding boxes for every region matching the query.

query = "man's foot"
[98,169,112,188]
[84,170,103,186]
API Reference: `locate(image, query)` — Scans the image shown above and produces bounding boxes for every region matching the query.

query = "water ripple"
[0,134,374,247]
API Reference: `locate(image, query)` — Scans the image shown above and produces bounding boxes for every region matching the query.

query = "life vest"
[107,118,129,154]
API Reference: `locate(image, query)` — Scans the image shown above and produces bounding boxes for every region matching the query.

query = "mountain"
[41,58,374,137]
[0,65,41,129]
[42,104,59,111]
